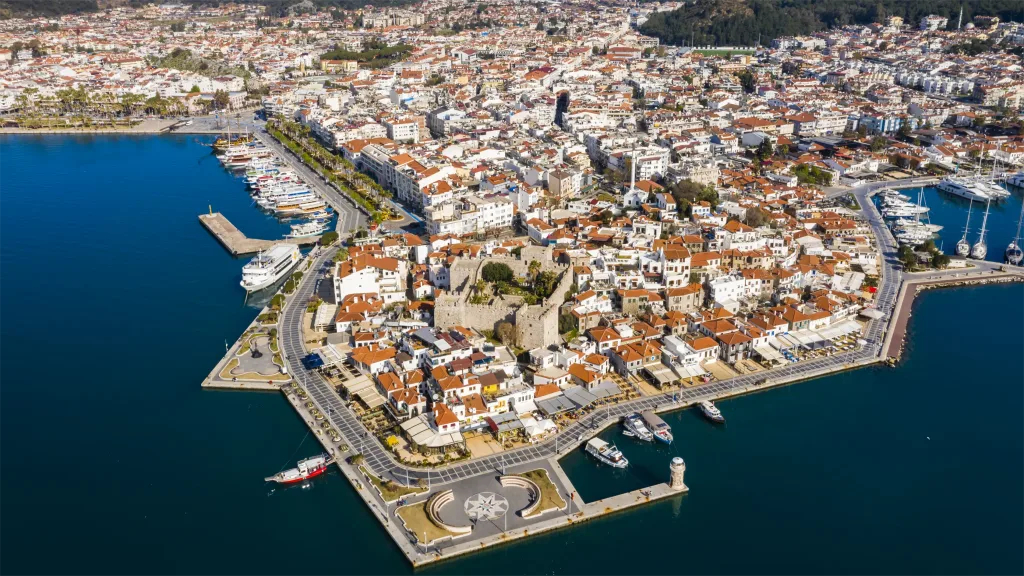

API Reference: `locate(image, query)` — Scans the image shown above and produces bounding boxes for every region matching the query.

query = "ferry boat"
[240,243,300,292]
[698,400,725,424]
[621,413,654,442]
[264,454,332,484]
[286,220,330,239]
[641,410,673,444]
[585,438,628,468]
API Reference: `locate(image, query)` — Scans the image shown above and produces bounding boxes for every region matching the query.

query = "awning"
[536,395,576,416]
[563,385,598,408]
[400,414,464,448]
[590,380,620,399]
[754,345,785,363]
[314,344,346,367]
[512,399,537,416]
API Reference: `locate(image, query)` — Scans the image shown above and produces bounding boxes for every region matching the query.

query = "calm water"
[919,185,1023,260]
[1,136,1021,575]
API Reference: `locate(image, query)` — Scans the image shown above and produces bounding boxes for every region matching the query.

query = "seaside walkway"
[198,212,318,256]
[279,183,904,487]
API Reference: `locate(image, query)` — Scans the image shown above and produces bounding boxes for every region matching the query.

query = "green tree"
[320,231,339,246]
[481,262,514,283]
[496,322,516,346]
[189,85,201,93]
[213,89,231,110]
[870,136,888,152]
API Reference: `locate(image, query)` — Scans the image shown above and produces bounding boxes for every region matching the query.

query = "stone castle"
[433,246,574,351]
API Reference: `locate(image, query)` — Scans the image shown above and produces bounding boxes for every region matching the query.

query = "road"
[276,181,914,488]
[252,128,368,234]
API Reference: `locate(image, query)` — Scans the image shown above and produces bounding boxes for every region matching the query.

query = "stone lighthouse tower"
[669,457,686,490]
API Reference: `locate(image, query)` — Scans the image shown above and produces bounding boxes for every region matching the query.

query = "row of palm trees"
[270,118,397,221]
[13,86,194,128]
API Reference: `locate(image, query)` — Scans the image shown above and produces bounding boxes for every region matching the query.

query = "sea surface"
[905,184,1023,261]
[1,135,1021,575]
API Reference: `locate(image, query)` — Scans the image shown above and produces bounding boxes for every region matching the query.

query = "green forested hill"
[0,0,98,18]
[639,0,1024,47]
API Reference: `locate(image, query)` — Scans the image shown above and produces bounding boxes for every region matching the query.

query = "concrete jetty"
[198,212,319,256]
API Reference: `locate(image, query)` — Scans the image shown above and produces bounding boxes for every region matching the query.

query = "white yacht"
[938,176,993,202]
[240,244,300,292]
[955,200,973,257]
[698,400,725,424]
[1007,172,1024,188]
[286,220,330,239]
[585,438,628,468]
[971,200,991,260]
[1005,203,1024,266]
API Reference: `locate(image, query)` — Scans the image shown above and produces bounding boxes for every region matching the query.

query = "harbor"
[2,134,1022,574]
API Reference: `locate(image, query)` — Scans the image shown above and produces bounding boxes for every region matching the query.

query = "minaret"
[958,5,963,30]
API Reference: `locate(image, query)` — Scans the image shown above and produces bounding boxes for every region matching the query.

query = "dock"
[198,212,319,256]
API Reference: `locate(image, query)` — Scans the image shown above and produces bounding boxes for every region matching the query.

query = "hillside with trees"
[639,0,1024,47]
[0,0,97,18]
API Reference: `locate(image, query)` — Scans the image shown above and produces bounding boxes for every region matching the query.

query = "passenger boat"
[240,244,300,292]
[698,400,725,424]
[621,412,654,442]
[286,220,330,239]
[264,453,332,484]
[641,410,673,444]
[585,438,628,468]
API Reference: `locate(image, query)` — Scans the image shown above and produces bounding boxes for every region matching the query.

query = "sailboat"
[1005,202,1024,265]
[971,199,990,260]
[956,199,972,257]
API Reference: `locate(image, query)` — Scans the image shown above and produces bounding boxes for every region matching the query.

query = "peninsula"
[5,0,1023,568]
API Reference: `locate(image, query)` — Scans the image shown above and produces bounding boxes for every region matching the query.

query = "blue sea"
[1,135,1021,574]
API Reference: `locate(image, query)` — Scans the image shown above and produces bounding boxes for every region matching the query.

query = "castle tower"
[669,457,686,490]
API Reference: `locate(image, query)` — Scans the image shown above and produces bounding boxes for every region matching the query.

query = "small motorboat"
[698,400,725,424]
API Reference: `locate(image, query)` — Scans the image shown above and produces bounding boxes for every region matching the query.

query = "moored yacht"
[971,200,991,260]
[938,176,992,202]
[641,410,673,444]
[698,400,725,424]
[1006,203,1024,266]
[955,200,973,257]
[585,438,628,468]
[240,244,300,292]
[285,220,330,239]
[621,413,654,441]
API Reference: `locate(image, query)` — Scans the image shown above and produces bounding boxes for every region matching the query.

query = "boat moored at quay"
[240,243,299,292]
[641,410,674,444]
[585,438,629,468]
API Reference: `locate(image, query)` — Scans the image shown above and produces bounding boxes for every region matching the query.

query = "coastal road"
[278,187,907,487]
[252,130,368,235]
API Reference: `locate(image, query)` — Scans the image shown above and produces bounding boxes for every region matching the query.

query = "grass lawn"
[270,339,279,353]
[360,466,426,502]
[219,358,239,379]
[397,501,454,543]
[515,469,566,517]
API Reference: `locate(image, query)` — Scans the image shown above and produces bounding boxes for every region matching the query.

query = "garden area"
[470,261,561,306]
[396,501,455,544]
[357,464,427,502]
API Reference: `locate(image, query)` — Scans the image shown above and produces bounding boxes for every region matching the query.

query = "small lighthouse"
[669,457,686,490]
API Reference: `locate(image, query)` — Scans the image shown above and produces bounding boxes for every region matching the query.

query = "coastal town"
[4,0,1024,566]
